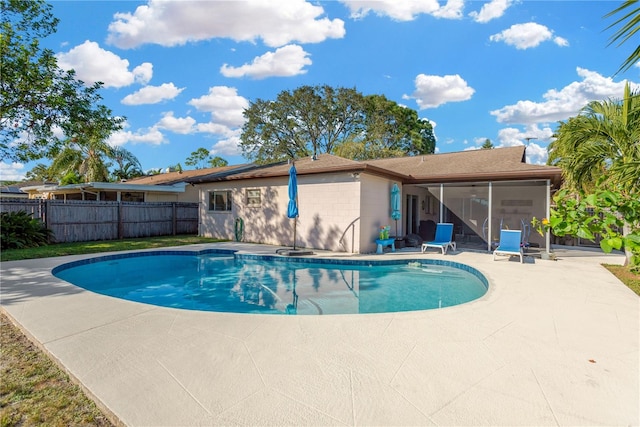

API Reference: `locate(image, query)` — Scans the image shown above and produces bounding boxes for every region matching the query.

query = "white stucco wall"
[359,174,402,254]
[197,172,363,252]
[145,185,198,202]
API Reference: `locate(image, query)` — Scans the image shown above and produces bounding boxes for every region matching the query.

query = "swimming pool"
[53,250,488,315]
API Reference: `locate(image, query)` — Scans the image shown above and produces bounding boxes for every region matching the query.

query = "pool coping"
[1,243,638,426]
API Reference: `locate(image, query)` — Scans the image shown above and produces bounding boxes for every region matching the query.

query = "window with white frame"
[246,189,261,206]
[208,190,232,211]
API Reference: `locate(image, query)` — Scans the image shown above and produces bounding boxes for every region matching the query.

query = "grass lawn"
[0,236,637,424]
[0,235,223,262]
[604,264,640,296]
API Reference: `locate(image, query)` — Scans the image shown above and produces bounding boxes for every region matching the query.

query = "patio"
[1,243,638,426]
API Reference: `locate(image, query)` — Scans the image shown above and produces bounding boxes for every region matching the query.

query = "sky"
[3,0,639,181]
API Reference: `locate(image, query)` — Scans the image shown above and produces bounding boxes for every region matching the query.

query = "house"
[20,165,248,202]
[0,184,29,199]
[191,146,562,254]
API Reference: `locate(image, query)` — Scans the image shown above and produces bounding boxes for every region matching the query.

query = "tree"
[548,82,640,193]
[48,119,116,183]
[209,156,228,167]
[59,169,82,185]
[335,94,435,160]
[240,85,435,163]
[481,139,494,149]
[25,163,56,182]
[167,163,182,173]
[605,0,640,74]
[0,0,124,162]
[544,83,640,268]
[185,147,212,169]
[111,146,142,181]
[534,188,640,271]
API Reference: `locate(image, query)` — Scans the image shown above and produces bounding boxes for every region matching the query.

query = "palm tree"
[548,83,640,267]
[605,0,640,74]
[548,82,640,194]
[111,147,143,181]
[49,121,115,183]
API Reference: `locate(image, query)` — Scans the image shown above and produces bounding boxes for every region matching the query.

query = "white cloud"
[491,68,635,125]
[56,40,152,87]
[107,0,345,49]
[188,86,249,128]
[432,0,465,19]
[121,83,184,105]
[403,73,475,109]
[195,122,236,135]
[156,112,196,134]
[0,162,25,181]
[340,0,463,21]
[108,126,166,146]
[496,125,554,164]
[211,132,243,157]
[469,0,513,23]
[489,22,567,50]
[220,45,312,79]
[524,142,549,165]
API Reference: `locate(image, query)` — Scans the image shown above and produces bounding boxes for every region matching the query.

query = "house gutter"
[405,169,562,186]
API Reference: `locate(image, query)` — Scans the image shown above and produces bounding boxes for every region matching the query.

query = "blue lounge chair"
[493,229,523,263]
[421,223,456,254]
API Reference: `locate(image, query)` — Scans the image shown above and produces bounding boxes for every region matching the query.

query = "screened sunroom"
[405,179,552,254]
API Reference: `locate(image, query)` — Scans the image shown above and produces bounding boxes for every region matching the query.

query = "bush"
[0,211,53,250]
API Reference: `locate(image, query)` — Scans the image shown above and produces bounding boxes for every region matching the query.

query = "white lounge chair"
[421,223,456,254]
[493,229,523,263]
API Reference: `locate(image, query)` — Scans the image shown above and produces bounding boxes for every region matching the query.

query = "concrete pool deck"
[1,243,638,426]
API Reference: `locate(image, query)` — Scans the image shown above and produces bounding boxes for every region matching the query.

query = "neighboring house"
[20,165,248,202]
[191,146,562,254]
[0,184,29,199]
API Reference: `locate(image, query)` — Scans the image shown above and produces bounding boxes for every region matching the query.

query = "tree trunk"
[623,221,632,267]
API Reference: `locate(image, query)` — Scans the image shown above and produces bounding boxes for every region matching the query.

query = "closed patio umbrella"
[287,164,299,249]
[391,183,401,237]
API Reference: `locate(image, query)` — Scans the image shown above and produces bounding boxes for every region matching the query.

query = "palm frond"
[605,1,640,74]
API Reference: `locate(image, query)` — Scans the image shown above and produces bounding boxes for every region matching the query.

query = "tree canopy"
[548,82,640,194]
[0,0,124,162]
[239,85,435,163]
[481,139,494,149]
[185,148,229,169]
[185,148,211,169]
[544,83,640,269]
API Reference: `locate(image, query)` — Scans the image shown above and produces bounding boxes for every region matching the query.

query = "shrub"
[0,211,53,250]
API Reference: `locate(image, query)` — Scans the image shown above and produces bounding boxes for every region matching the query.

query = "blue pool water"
[53,250,488,315]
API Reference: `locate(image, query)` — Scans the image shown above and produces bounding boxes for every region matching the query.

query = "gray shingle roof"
[184,146,562,185]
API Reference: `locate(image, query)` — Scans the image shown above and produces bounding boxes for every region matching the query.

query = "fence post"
[118,202,124,239]
[172,202,177,236]
[42,199,48,228]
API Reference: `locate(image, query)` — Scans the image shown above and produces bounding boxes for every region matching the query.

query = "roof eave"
[406,169,562,184]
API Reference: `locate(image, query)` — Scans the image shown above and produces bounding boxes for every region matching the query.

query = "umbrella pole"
[293,218,297,250]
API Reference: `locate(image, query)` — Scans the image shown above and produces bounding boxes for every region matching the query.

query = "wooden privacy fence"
[1,199,199,243]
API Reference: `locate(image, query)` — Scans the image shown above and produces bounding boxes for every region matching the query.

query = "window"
[246,189,261,206]
[209,190,232,211]
[121,192,144,202]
